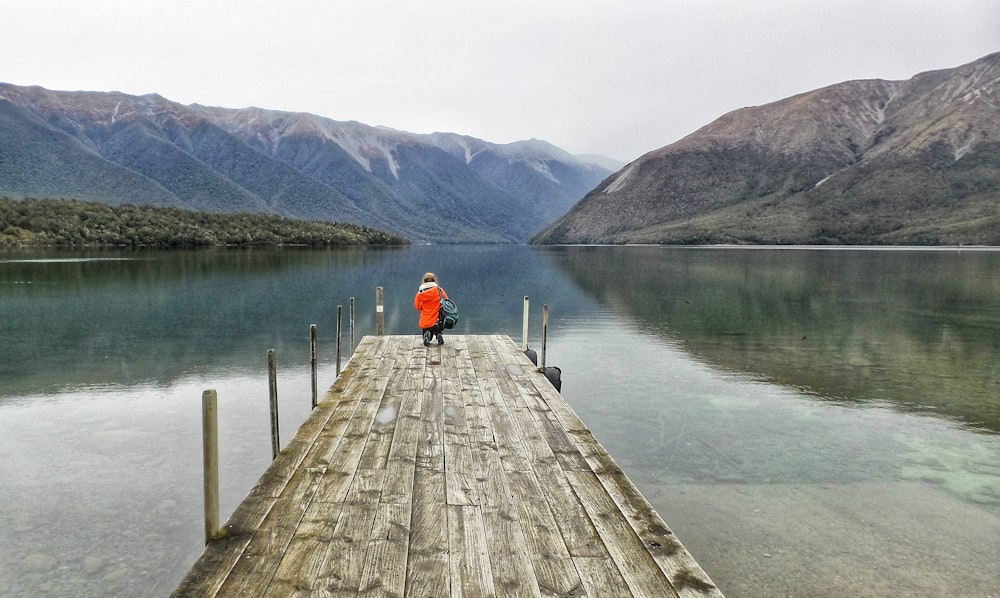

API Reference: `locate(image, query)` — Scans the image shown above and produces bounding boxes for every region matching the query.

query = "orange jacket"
[414,283,448,329]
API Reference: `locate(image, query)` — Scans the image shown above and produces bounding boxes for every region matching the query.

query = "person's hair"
[423,272,437,283]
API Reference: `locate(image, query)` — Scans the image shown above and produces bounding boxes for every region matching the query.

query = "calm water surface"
[1,245,998,597]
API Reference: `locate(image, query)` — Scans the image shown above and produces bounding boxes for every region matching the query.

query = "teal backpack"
[438,288,459,329]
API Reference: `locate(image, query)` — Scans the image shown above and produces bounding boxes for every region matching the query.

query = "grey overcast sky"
[2,0,998,162]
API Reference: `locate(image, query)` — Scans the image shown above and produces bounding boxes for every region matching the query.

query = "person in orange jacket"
[414,272,448,346]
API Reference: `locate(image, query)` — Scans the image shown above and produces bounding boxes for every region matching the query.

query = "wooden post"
[310,325,318,410]
[268,349,279,460]
[522,295,530,351]
[201,389,219,545]
[376,287,384,336]
[336,304,343,377]
[350,297,356,352]
[541,304,549,369]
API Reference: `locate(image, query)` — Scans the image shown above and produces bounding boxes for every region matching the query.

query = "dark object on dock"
[524,348,562,391]
[524,347,538,365]
[542,365,562,392]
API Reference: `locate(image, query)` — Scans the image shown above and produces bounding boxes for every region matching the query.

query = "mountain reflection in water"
[549,245,1000,433]
[1,245,998,598]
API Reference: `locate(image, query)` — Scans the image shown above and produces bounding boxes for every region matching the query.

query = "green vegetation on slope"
[0,197,409,247]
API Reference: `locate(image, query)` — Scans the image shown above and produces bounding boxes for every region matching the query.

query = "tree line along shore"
[0,197,409,247]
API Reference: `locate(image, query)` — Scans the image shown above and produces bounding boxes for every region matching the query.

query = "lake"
[1,245,998,597]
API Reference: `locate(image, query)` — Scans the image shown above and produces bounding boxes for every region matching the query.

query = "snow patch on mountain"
[424,132,490,164]
[327,121,404,178]
[423,133,592,183]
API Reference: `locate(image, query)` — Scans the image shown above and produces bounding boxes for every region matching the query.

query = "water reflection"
[548,246,1000,432]
[0,371,315,598]
[0,247,410,395]
[2,245,999,597]
[0,245,595,396]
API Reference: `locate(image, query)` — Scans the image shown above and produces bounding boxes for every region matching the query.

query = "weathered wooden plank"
[442,346,481,506]
[475,446,543,598]
[461,392,494,446]
[275,334,396,501]
[487,337,592,473]
[214,466,325,596]
[478,373,533,472]
[260,501,344,597]
[573,556,635,598]
[405,469,449,597]
[416,358,445,472]
[451,337,492,442]
[563,428,624,476]
[320,335,391,411]
[447,505,496,598]
[313,338,401,503]
[370,336,425,505]
[482,338,559,471]
[597,470,724,598]
[564,471,680,598]
[247,399,346,500]
[465,336,534,473]
[440,336,479,506]
[182,335,397,597]
[313,501,380,594]
[345,467,387,504]
[358,503,412,597]
[170,495,271,597]
[504,470,585,597]
[530,461,606,559]
[379,390,421,503]
[357,338,413,471]
[492,330,719,595]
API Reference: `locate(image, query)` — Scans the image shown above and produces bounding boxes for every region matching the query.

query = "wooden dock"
[172,334,723,597]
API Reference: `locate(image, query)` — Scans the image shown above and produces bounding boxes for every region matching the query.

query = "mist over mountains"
[0,85,614,243]
[534,52,1000,245]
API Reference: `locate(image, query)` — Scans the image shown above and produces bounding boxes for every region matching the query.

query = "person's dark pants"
[422,324,444,346]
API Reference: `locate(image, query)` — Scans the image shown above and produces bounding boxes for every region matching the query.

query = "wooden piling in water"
[201,389,219,545]
[336,304,343,377]
[310,325,318,410]
[541,303,549,369]
[522,294,530,350]
[349,296,356,352]
[375,286,384,336]
[267,349,279,460]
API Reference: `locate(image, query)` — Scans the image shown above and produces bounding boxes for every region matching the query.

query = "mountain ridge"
[533,52,1000,245]
[0,85,616,243]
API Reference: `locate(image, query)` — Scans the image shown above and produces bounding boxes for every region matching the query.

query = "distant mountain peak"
[534,52,1000,246]
[0,83,612,243]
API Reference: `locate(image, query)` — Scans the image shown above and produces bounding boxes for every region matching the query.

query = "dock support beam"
[522,296,530,351]
[350,297,356,352]
[310,325,318,409]
[541,304,549,369]
[376,287,384,336]
[268,349,279,460]
[336,305,343,377]
[201,389,219,544]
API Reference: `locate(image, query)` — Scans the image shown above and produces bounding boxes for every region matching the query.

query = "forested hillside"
[0,198,408,247]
